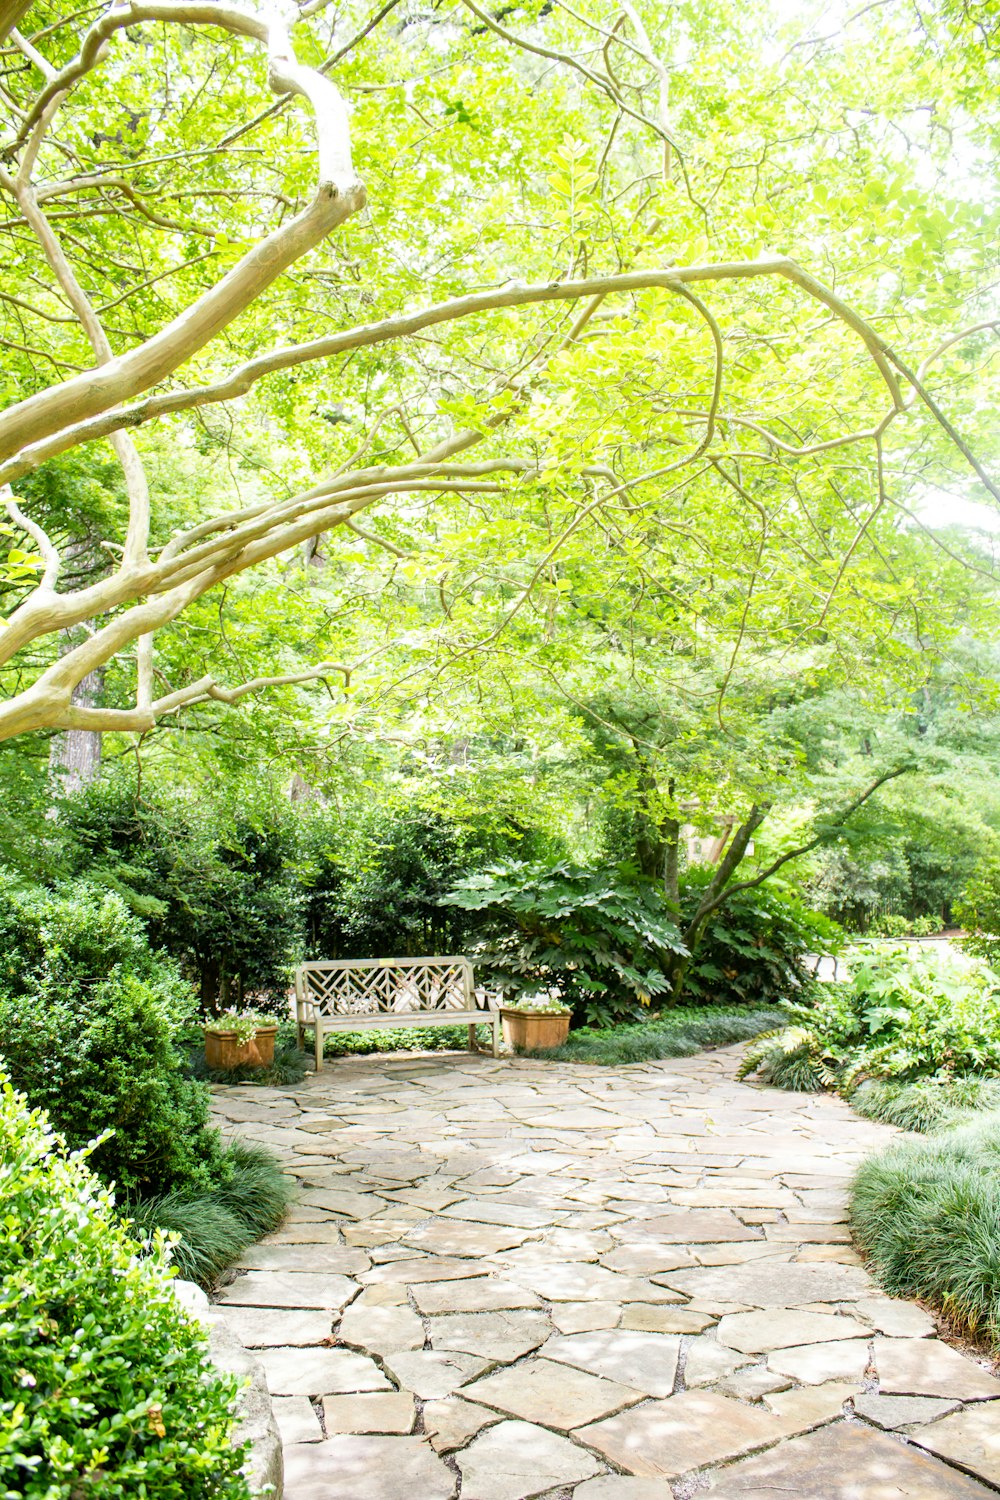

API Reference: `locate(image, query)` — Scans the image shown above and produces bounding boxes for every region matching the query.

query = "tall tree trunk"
[49,665,104,791]
[668,804,769,1002]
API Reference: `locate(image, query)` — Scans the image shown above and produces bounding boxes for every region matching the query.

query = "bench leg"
[491,1015,500,1058]
[296,1018,304,1052]
[315,1022,323,1073]
[467,1024,478,1053]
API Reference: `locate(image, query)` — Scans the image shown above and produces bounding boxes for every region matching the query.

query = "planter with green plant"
[204,1009,281,1070]
[500,992,572,1051]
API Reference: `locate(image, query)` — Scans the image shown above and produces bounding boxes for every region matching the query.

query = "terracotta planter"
[500,1008,571,1051]
[205,1026,278,1071]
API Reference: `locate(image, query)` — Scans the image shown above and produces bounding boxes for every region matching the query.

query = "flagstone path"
[210,1046,1000,1499]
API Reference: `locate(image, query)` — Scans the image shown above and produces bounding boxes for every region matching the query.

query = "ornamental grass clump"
[0,1077,252,1500]
[850,1113,1000,1347]
[537,1006,784,1066]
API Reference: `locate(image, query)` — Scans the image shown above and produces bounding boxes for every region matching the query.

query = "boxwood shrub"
[0,1077,252,1500]
[0,874,227,1196]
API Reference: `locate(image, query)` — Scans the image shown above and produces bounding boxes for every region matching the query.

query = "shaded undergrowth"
[124,1139,293,1288]
[534,1006,785,1066]
[851,1113,1000,1348]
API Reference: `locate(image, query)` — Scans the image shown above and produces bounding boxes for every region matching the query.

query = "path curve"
[211,1046,1000,1499]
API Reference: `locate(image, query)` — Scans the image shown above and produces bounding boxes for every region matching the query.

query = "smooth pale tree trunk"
[49,665,104,791]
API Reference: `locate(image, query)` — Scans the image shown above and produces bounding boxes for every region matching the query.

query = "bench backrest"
[295,956,476,1018]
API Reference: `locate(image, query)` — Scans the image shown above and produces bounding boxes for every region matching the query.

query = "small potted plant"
[500,990,572,1051]
[204,1009,281,1070]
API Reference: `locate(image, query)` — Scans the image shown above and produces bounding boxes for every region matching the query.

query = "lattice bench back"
[294,956,500,1068]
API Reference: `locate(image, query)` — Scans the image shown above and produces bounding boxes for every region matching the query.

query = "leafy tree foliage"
[59,774,302,1011]
[676,871,840,1009]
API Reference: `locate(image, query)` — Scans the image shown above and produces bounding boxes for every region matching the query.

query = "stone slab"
[237,1243,370,1274]
[338,1303,425,1354]
[218,1306,333,1347]
[507,1262,678,1303]
[622,1303,714,1334]
[259,1346,391,1396]
[543,1329,680,1397]
[271,1394,323,1444]
[465,1356,641,1430]
[428,1310,551,1362]
[767,1338,870,1385]
[717,1309,869,1353]
[217,1270,356,1310]
[910,1403,1000,1485]
[282,1434,457,1500]
[383,1349,489,1399]
[322,1392,416,1434]
[853,1393,960,1430]
[855,1299,936,1339]
[551,1300,622,1334]
[663,1261,871,1308]
[682,1337,752,1387]
[412,1278,542,1314]
[575,1389,785,1478]
[456,1418,601,1500]
[361,1257,489,1285]
[403,1220,529,1257]
[574,1482,674,1500]
[422,1395,501,1453]
[628,1210,759,1243]
[875,1337,1000,1401]
[705,1418,997,1498]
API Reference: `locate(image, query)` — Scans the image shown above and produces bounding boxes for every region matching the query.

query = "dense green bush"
[0,874,226,1196]
[956,856,1000,969]
[851,1114,1000,1347]
[740,944,1000,1095]
[303,802,557,960]
[0,1078,252,1500]
[442,861,685,1026]
[60,774,301,1011]
[538,1006,785,1066]
[678,872,840,1008]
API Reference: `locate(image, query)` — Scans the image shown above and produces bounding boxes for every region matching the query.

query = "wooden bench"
[294,955,500,1071]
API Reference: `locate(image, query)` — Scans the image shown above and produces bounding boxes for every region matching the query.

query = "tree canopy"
[0,0,997,758]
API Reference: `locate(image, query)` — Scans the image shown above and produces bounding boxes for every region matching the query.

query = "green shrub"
[0,876,226,1196]
[850,1114,1000,1346]
[870,912,911,938]
[538,1006,784,1066]
[678,872,840,1008]
[0,1077,252,1500]
[302,801,558,961]
[441,861,685,1026]
[740,944,1000,1094]
[61,774,302,1011]
[323,1023,496,1056]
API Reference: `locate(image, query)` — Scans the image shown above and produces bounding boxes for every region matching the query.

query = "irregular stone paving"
[210,1047,1000,1500]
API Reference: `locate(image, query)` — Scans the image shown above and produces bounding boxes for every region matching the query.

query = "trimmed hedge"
[0,1078,252,1500]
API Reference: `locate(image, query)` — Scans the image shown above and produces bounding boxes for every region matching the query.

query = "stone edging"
[174,1278,283,1497]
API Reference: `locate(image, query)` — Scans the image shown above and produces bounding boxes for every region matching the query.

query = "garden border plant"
[0,1075,254,1499]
